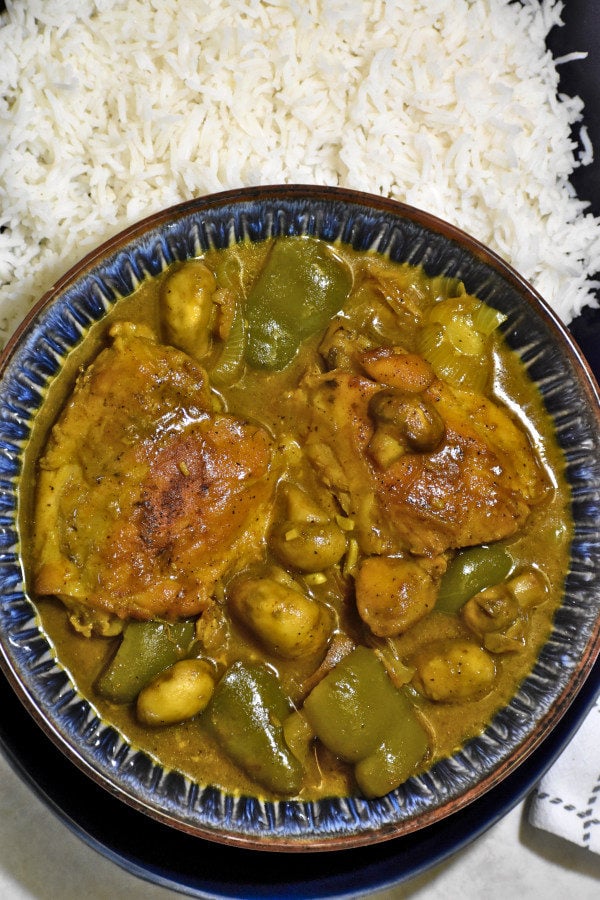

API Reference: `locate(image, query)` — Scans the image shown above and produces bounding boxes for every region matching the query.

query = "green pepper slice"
[354,690,429,797]
[206,661,303,796]
[95,620,196,704]
[303,646,392,762]
[435,544,513,614]
[244,236,352,370]
[303,647,429,796]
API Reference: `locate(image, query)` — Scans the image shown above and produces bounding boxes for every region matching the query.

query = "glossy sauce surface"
[23,238,572,800]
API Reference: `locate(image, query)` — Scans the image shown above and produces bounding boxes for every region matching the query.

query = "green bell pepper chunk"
[207,661,303,796]
[303,646,429,795]
[244,237,352,370]
[435,544,513,614]
[96,620,196,704]
[354,691,429,797]
[303,646,393,762]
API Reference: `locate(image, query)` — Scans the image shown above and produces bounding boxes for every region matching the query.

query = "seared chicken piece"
[355,554,445,637]
[298,367,548,558]
[34,323,275,625]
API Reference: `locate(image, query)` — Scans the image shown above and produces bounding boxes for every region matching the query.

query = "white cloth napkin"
[528,694,600,852]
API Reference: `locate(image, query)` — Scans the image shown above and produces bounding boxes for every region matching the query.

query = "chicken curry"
[23,236,571,800]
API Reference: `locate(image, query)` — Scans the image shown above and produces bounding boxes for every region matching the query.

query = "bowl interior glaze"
[0,185,599,851]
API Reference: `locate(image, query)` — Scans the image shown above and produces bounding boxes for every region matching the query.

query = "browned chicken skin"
[298,366,549,559]
[34,323,275,627]
[296,355,549,638]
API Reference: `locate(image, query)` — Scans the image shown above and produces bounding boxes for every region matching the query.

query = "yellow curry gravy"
[21,237,571,801]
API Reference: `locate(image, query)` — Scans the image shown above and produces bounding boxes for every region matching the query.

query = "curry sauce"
[22,237,571,800]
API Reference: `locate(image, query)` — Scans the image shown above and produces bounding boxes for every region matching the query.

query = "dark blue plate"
[0,651,597,898]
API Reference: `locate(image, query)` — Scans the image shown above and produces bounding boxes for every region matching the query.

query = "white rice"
[1,0,599,347]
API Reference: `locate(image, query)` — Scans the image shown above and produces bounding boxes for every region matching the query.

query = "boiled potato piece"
[229,575,333,659]
[161,260,217,360]
[270,483,347,572]
[136,658,216,726]
[411,639,495,702]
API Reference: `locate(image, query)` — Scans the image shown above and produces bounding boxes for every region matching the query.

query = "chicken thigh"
[34,322,275,628]
[298,365,548,559]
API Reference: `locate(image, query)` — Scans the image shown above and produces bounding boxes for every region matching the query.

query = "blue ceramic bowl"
[0,185,599,852]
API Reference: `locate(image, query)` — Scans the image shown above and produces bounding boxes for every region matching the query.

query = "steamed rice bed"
[0,0,599,341]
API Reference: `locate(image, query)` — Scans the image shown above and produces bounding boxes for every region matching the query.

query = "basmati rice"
[1,0,599,347]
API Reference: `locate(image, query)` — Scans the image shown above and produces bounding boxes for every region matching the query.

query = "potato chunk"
[137,659,216,726]
[411,639,496,702]
[161,260,217,360]
[229,574,333,659]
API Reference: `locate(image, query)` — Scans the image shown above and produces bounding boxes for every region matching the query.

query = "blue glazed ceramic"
[0,186,599,853]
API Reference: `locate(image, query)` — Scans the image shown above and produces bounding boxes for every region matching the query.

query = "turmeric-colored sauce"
[21,238,571,800]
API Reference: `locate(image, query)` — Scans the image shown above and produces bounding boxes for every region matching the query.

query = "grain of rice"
[0,0,599,349]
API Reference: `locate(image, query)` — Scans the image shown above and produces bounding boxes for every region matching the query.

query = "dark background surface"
[547,0,600,218]
[547,1,600,365]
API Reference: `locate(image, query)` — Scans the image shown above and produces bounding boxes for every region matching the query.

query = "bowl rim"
[5,183,600,394]
[1,184,599,853]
